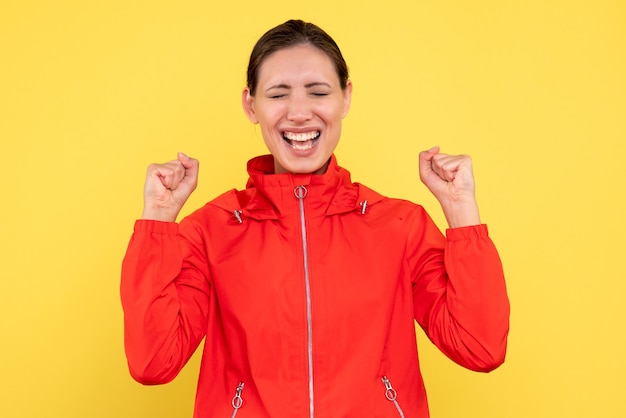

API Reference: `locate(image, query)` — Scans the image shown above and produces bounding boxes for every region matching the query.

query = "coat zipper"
[382,376,406,418]
[294,185,315,418]
[230,381,244,418]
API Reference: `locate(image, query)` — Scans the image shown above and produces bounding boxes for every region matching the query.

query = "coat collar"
[228,154,384,220]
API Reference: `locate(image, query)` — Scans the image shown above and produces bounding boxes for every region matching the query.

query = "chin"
[280,158,329,175]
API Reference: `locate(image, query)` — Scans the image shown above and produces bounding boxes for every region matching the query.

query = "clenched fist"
[141,152,199,222]
[419,146,481,228]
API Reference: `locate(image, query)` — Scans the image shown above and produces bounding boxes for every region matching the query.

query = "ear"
[341,80,353,119]
[242,88,259,124]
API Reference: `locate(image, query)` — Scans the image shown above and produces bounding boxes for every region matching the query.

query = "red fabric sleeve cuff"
[133,219,179,235]
[445,224,489,241]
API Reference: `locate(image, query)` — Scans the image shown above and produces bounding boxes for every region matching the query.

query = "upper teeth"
[284,131,319,141]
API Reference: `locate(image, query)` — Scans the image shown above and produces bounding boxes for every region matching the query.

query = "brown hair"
[246,19,349,96]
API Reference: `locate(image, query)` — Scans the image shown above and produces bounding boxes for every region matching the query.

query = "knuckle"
[147,163,164,175]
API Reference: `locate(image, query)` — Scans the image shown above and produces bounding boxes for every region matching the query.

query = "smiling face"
[242,44,352,175]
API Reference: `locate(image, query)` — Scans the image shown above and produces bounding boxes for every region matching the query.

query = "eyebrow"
[305,82,332,89]
[265,82,332,92]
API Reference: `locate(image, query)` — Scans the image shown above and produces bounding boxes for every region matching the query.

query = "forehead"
[256,44,339,87]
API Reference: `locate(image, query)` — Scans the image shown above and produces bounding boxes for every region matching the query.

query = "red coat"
[121,155,509,418]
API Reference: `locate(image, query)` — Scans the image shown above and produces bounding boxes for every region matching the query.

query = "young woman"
[121,19,510,418]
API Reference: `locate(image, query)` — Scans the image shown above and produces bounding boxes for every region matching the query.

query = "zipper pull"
[382,375,397,401]
[231,382,244,409]
[294,185,308,199]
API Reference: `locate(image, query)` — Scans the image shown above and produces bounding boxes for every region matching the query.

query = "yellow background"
[1,0,625,417]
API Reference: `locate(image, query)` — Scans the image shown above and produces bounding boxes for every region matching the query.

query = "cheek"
[260,125,278,145]
[323,101,347,122]
[257,105,284,127]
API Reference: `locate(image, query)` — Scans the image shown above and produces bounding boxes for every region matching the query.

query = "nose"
[287,95,312,123]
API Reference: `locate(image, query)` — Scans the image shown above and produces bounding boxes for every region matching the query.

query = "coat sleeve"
[120,218,211,384]
[409,209,510,372]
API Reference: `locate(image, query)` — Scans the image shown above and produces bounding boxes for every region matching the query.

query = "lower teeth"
[285,134,318,150]
[291,141,314,150]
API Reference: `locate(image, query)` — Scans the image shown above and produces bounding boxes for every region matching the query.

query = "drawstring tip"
[359,200,368,215]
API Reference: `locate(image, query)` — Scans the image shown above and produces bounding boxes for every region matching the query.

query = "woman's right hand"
[141,152,199,222]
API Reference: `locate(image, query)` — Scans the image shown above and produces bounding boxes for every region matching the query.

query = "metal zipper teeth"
[230,382,244,418]
[382,376,406,418]
[295,185,315,418]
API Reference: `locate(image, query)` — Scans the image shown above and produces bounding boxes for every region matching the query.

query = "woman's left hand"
[418,146,481,228]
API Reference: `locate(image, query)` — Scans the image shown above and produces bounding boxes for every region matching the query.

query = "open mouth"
[282,131,321,151]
